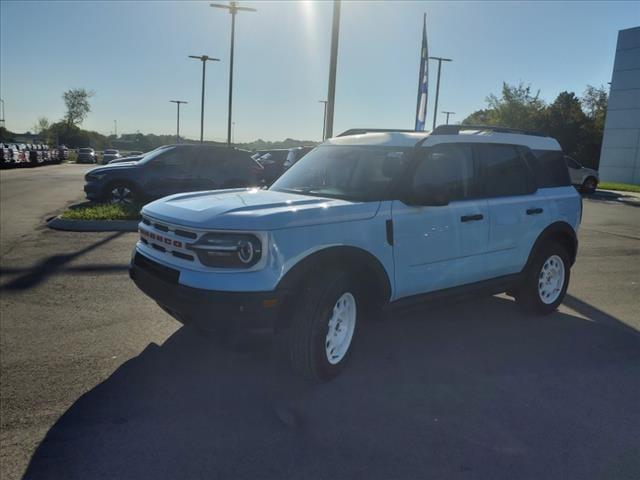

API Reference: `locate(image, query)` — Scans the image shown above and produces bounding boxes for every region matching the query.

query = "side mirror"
[405,185,449,206]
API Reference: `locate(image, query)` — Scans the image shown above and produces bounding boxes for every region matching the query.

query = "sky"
[1,1,638,143]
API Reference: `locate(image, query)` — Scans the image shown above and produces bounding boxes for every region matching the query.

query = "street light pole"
[189,55,221,142]
[324,0,341,139]
[114,120,117,137]
[429,56,452,130]
[442,111,455,125]
[210,1,256,146]
[169,100,188,143]
[0,99,5,128]
[318,100,328,141]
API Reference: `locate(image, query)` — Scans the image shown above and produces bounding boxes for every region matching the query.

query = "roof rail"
[431,124,548,137]
[337,128,422,137]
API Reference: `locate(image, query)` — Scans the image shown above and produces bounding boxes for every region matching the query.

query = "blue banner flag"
[415,13,429,131]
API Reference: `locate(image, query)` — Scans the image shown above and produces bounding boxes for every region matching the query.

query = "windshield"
[270,145,412,201]
[138,145,175,164]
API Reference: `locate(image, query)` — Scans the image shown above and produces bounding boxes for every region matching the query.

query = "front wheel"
[516,242,570,315]
[288,269,359,381]
[107,183,137,205]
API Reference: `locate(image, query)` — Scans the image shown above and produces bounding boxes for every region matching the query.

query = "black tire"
[515,241,570,315]
[582,176,597,195]
[105,181,138,205]
[288,268,360,381]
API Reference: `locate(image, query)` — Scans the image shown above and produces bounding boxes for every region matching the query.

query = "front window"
[270,145,411,201]
[138,145,176,165]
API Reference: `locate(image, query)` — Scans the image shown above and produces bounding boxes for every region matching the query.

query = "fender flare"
[525,221,578,269]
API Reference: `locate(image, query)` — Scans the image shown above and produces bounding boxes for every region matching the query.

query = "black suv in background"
[84,144,264,204]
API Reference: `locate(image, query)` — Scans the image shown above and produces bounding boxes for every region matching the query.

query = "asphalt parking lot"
[1,164,639,480]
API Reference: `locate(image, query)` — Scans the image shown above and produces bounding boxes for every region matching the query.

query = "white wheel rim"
[111,186,133,205]
[325,292,357,365]
[538,255,565,304]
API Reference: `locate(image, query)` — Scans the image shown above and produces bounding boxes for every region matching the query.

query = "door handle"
[460,214,484,222]
[526,208,543,215]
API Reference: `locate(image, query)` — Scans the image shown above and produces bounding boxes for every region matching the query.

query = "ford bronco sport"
[130,125,581,381]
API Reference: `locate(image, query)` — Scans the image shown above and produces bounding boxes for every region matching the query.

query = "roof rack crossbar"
[431,124,547,137]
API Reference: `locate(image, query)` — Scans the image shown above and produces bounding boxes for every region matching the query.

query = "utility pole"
[442,111,455,125]
[169,100,188,143]
[114,120,117,137]
[0,99,5,128]
[232,122,235,143]
[324,0,341,139]
[189,55,221,142]
[318,100,328,141]
[210,1,256,146]
[429,56,452,130]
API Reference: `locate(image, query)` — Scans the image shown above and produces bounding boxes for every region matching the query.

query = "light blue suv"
[130,125,581,381]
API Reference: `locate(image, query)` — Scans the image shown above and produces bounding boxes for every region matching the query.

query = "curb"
[591,189,640,206]
[47,216,139,232]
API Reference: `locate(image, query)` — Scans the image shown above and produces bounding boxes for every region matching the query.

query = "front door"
[392,143,489,299]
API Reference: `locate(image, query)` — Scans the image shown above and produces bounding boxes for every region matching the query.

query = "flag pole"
[414,13,428,131]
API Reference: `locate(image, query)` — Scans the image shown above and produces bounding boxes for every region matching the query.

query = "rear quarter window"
[528,149,571,188]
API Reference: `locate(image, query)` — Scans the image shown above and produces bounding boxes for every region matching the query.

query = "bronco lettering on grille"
[139,228,183,248]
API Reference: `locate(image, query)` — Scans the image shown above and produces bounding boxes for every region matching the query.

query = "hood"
[87,162,140,175]
[142,188,381,231]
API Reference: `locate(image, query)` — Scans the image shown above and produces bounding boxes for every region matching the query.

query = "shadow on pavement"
[0,232,125,291]
[588,190,640,208]
[24,296,640,480]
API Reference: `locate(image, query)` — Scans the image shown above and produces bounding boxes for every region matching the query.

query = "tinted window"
[526,149,571,188]
[564,155,580,169]
[154,148,198,173]
[479,144,534,197]
[413,143,476,201]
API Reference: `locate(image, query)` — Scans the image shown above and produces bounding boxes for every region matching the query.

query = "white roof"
[326,129,561,151]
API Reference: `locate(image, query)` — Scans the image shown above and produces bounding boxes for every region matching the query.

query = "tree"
[63,88,94,127]
[462,82,546,131]
[34,117,52,144]
[544,91,588,161]
[580,85,609,169]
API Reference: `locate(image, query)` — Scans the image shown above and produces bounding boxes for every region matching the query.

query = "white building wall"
[599,26,640,185]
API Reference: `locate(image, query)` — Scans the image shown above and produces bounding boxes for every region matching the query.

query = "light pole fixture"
[169,100,188,143]
[318,100,328,141]
[428,56,452,130]
[210,1,256,146]
[189,55,220,143]
[442,111,455,125]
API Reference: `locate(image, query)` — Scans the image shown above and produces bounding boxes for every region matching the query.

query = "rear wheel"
[288,269,359,381]
[582,176,597,194]
[516,242,570,315]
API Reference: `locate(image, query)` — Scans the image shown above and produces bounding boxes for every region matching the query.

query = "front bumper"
[130,252,283,332]
[84,182,103,200]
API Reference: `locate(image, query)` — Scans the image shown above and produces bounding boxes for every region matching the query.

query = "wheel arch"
[526,221,578,269]
[275,245,392,328]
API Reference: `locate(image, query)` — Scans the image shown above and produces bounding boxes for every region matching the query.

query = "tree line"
[463,82,608,169]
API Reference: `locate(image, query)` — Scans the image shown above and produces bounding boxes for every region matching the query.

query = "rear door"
[476,143,545,278]
[392,142,490,298]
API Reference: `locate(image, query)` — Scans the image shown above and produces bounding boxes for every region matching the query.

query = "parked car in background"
[101,149,121,164]
[256,149,289,185]
[564,155,599,194]
[0,143,13,168]
[77,148,97,164]
[282,146,314,172]
[15,144,29,165]
[84,144,264,204]
[58,145,69,160]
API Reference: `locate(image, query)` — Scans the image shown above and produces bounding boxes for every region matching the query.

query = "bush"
[60,203,141,221]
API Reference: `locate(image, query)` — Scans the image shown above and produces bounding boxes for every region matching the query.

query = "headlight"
[85,173,106,181]
[188,233,263,268]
